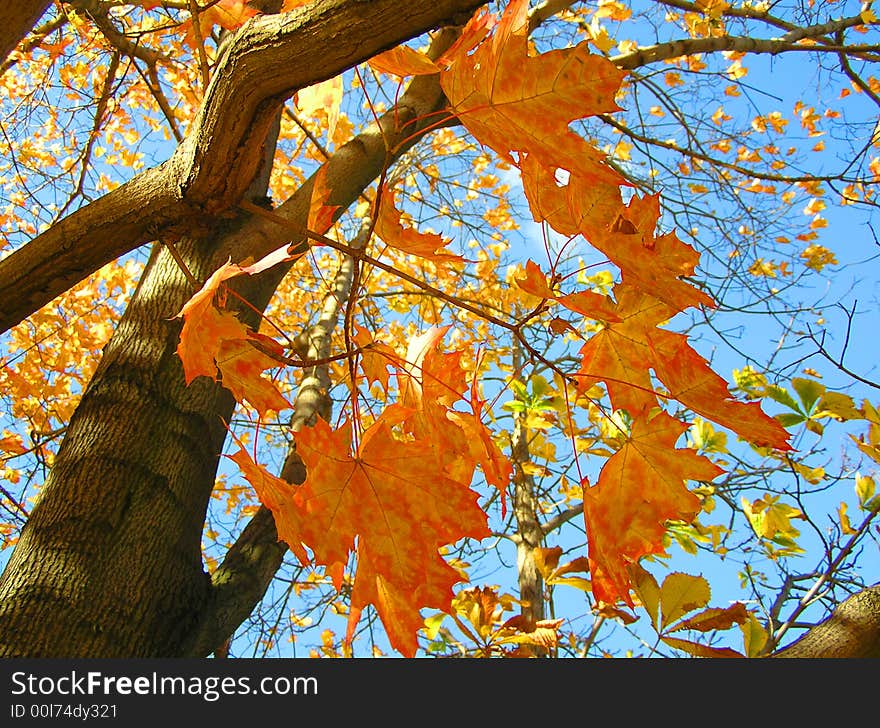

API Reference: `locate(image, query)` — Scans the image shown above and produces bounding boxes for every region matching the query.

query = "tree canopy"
[0,0,878,659]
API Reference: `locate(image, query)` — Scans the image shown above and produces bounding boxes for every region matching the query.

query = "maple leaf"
[215,332,290,417]
[587,194,716,313]
[582,411,724,605]
[177,305,247,384]
[448,349,513,511]
[649,332,792,450]
[175,260,248,384]
[576,284,674,416]
[436,6,497,66]
[513,259,559,299]
[576,284,791,450]
[374,188,463,262]
[307,164,339,237]
[238,414,490,657]
[393,328,511,501]
[521,156,715,314]
[352,323,395,394]
[368,45,440,77]
[296,75,343,145]
[184,0,259,46]
[513,259,622,323]
[0,433,27,456]
[175,258,290,416]
[440,0,627,185]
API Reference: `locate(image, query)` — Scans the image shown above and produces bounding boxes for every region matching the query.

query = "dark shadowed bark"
[0,0,51,65]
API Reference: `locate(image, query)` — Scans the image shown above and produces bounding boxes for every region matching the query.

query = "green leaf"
[764,384,802,413]
[509,379,528,401]
[529,374,551,399]
[792,377,824,415]
[863,495,880,514]
[856,473,878,510]
[815,391,861,421]
[775,412,806,428]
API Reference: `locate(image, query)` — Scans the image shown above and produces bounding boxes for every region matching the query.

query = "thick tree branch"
[771,584,880,658]
[0,0,51,65]
[0,0,486,335]
[186,505,288,658]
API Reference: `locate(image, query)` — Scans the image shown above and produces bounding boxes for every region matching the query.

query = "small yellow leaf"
[815,391,861,421]
[855,472,876,507]
[659,572,711,630]
[628,563,661,630]
[740,612,769,657]
[533,546,562,579]
[838,501,856,535]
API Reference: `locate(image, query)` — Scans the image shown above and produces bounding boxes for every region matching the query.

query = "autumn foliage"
[170,0,792,655]
[2,0,879,660]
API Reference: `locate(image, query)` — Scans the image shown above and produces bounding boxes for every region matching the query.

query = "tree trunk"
[0,232,242,657]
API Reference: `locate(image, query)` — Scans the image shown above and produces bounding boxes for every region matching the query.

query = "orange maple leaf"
[513,259,559,299]
[576,284,791,449]
[448,376,513,513]
[374,188,463,262]
[175,260,248,384]
[521,156,714,314]
[514,259,622,324]
[215,332,290,416]
[439,0,626,185]
[649,331,791,450]
[184,0,258,46]
[368,45,440,77]
[391,328,511,503]
[576,284,673,416]
[235,414,491,657]
[587,194,716,313]
[352,323,396,394]
[583,411,724,605]
[307,165,339,237]
[296,76,343,146]
[176,259,290,417]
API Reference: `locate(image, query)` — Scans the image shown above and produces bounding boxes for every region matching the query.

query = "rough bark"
[771,585,880,658]
[0,0,486,335]
[0,0,51,65]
